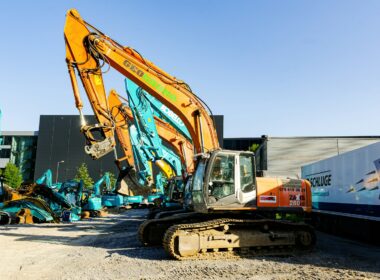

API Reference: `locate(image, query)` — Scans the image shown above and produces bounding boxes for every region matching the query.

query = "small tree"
[74,163,94,189]
[3,162,23,189]
[249,143,260,153]
[108,172,117,190]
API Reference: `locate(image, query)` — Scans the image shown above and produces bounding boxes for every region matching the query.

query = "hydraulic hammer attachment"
[81,125,115,159]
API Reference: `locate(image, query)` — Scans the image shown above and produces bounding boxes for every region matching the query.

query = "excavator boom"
[64,9,219,160]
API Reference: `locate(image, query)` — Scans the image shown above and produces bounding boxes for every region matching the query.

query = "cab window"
[192,160,206,191]
[240,154,255,193]
[208,154,235,200]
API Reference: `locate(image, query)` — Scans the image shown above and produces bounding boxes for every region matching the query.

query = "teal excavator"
[35,169,62,190]
[101,80,188,208]
[101,172,124,207]
[35,169,53,187]
[123,79,184,206]
[58,180,83,221]
[81,173,108,217]
[59,175,110,219]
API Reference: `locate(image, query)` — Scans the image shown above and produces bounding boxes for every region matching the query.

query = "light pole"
[56,160,65,184]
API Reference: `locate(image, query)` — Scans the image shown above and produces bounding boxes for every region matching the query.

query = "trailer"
[301,142,380,243]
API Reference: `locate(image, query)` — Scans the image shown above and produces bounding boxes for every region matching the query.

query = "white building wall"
[266,137,380,178]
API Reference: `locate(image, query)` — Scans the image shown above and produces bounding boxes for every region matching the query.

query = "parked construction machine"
[81,171,121,215]
[1,181,73,225]
[64,9,315,259]
[0,113,77,224]
[125,79,185,202]
[81,173,108,217]
[108,90,192,208]
[58,180,83,221]
[35,169,53,187]
[35,169,63,190]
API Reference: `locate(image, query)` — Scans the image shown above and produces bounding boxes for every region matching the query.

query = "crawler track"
[138,219,155,246]
[163,218,316,260]
[138,212,203,246]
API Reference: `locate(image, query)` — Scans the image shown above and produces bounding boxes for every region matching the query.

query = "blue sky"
[1,0,379,137]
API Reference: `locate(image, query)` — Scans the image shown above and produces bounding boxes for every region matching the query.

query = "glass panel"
[191,161,206,208]
[208,154,235,200]
[2,136,12,146]
[0,148,11,158]
[192,161,206,191]
[240,155,255,193]
[184,176,193,207]
[184,177,192,193]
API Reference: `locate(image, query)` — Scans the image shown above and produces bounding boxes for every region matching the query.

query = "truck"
[301,142,380,243]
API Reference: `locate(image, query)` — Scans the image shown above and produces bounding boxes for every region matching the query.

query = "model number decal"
[289,194,305,206]
[290,200,301,206]
[123,60,144,77]
[289,194,305,201]
[259,195,277,203]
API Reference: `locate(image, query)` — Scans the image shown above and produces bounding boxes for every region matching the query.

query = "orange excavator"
[63,10,192,195]
[64,9,315,259]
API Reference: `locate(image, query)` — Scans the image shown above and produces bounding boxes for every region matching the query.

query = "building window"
[2,136,12,146]
[0,149,11,159]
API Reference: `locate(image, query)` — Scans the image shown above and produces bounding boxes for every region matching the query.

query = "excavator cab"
[191,150,257,213]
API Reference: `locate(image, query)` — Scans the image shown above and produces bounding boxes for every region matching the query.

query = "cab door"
[191,159,209,213]
[237,153,257,205]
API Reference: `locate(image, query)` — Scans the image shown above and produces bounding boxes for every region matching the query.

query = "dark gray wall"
[34,115,224,182]
[34,116,119,182]
[213,115,224,148]
[223,137,267,172]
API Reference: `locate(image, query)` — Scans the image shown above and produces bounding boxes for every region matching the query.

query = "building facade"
[33,115,224,183]
[3,114,380,183]
[265,136,380,178]
[224,136,380,178]
[0,131,38,181]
